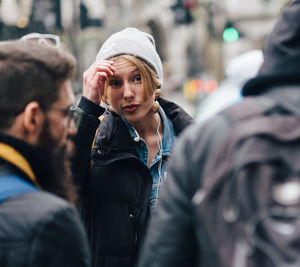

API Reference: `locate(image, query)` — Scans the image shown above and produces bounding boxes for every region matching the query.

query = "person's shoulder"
[158,97,194,134]
[96,111,132,146]
[170,111,234,173]
[0,191,79,241]
[179,112,231,146]
[1,190,76,222]
[165,112,234,192]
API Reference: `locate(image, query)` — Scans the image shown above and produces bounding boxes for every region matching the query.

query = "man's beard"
[37,119,78,204]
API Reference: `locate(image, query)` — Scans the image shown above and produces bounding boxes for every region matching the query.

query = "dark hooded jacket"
[72,96,193,267]
[0,134,91,267]
[137,1,300,266]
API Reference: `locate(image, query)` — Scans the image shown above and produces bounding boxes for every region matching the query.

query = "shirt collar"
[121,106,175,155]
[158,106,175,155]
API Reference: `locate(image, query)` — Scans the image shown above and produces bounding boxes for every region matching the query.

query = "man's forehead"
[56,80,74,106]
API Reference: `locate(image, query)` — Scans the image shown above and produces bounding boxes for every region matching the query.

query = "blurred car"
[195,49,263,122]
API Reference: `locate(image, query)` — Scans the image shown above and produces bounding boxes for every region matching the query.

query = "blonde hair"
[102,54,161,104]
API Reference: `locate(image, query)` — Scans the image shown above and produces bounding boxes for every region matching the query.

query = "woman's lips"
[123,104,139,113]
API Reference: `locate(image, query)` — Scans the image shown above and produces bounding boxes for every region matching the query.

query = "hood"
[259,0,300,75]
[242,53,300,96]
[242,0,300,96]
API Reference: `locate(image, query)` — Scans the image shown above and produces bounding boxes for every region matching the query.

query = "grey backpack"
[193,91,300,267]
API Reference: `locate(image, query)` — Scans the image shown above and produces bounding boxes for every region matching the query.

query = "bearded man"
[0,39,90,267]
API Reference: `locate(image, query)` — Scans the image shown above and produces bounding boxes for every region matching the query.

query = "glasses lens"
[69,107,82,128]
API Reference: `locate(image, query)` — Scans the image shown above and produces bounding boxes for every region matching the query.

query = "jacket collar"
[158,97,194,134]
[242,54,300,97]
[0,133,55,188]
[0,143,40,187]
[94,98,194,157]
[122,106,175,155]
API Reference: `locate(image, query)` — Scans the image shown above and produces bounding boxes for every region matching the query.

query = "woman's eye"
[133,75,141,83]
[109,80,121,87]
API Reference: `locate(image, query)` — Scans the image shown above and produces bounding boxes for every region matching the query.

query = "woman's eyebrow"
[129,68,139,73]
[110,68,139,77]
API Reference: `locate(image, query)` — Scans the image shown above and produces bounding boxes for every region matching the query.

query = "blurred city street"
[1,1,299,266]
[0,0,289,119]
[168,90,196,117]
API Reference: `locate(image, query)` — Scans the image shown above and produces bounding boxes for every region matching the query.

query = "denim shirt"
[122,107,175,212]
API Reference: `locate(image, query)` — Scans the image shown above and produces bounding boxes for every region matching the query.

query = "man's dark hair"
[0,40,76,130]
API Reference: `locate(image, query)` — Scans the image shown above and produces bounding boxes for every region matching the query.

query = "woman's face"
[107,57,155,124]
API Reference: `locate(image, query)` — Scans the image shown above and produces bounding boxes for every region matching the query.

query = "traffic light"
[171,0,195,25]
[223,23,239,42]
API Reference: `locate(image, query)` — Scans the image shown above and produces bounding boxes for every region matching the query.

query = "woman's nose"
[123,82,134,99]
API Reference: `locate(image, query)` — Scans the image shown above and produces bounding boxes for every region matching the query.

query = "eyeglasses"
[20,33,60,48]
[49,106,82,129]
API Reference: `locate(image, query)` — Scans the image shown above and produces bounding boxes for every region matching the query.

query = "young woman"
[72,27,193,267]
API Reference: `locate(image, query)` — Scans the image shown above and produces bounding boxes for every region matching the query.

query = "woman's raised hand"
[83,60,115,104]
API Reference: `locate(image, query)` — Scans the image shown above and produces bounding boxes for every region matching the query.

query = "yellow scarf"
[0,142,40,188]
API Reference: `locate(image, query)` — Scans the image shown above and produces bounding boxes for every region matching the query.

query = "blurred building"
[0,0,287,113]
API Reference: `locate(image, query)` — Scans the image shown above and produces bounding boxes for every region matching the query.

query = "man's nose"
[67,120,78,137]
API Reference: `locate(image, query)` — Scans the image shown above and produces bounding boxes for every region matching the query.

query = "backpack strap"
[198,96,280,198]
[221,96,277,126]
[0,175,38,203]
[265,86,300,117]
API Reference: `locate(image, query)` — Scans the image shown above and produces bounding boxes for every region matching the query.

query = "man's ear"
[23,101,44,134]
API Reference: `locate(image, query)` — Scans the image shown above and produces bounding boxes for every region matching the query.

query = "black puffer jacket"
[0,134,91,267]
[72,96,193,267]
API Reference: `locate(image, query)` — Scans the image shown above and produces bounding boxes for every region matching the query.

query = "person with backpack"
[0,38,91,267]
[137,1,300,267]
[71,27,193,267]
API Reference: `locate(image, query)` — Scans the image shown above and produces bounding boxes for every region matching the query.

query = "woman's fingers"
[83,71,107,103]
[83,61,115,104]
[84,61,114,82]
[89,60,115,74]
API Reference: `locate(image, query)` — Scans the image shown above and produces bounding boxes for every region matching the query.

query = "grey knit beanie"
[96,27,163,86]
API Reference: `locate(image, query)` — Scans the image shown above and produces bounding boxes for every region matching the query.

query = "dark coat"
[72,96,193,267]
[138,1,300,264]
[138,63,300,267]
[0,134,91,267]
